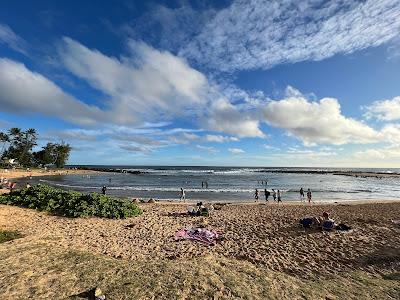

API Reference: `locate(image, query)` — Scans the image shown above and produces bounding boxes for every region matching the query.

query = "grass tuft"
[0,230,22,243]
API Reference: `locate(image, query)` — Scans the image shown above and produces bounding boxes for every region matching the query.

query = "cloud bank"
[364,96,400,121]
[262,95,380,145]
[181,0,400,71]
[58,37,207,125]
[0,58,104,125]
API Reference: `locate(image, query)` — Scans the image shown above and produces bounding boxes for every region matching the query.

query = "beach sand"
[0,168,99,194]
[0,168,99,180]
[1,199,400,299]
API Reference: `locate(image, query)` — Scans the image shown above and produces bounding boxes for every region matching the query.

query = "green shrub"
[0,185,141,219]
[0,230,22,243]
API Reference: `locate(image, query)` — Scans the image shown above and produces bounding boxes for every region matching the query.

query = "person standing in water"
[300,187,305,201]
[277,190,282,203]
[264,189,270,202]
[180,187,186,201]
[101,186,107,195]
[272,189,277,201]
[254,189,259,202]
[307,189,312,203]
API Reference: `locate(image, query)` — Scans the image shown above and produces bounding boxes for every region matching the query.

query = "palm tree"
[19,128,37,166]
[0,132,9,157]
[8,127,21,139]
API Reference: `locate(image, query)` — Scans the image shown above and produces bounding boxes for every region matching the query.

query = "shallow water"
[23,166,400,202]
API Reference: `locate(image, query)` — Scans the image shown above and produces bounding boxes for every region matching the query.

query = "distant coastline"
[72,165,400,178]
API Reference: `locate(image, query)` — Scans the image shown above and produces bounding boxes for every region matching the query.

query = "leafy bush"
[0,185,141,219]
[0,230,22,243]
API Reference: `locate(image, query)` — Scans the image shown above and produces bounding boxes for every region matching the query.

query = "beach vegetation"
[33,142,72,168]
[0,230,22,243]
[0,184,141,219]
[0,127,71,168]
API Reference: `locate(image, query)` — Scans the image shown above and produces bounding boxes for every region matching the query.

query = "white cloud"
[364,96,400,121]
[0,58,104,126]
[0,23,27,55]
[121,4,215,53]
[167,131,201,145]
[205,98,264,138]
[119,144,151,154]
[352,144,400,165]
[354,148,388,160]
[286,147,337,157]
[380,123,400,145]
[196,145,218,154]
[58,37,207,124]
[50,129,99,141]
[262,95,380,145]
[228,147,245,154]
[182,132,200,141]
[181,0,400,71]
[205,134,239,143]
[264,144,279,150]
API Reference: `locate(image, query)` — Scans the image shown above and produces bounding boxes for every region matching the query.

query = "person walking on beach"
[277,190,282,203]
[180,187,186,201]
[264,189,270,202]
[307,188,312,203]
[300,187,305,201]
[272,189,277,201]
[101,186,107,195]
[254,189,259,202]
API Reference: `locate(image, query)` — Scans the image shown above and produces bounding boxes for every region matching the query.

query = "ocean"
[30,166,400,202]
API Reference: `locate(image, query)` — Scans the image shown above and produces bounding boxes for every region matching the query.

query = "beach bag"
[200,207,209,217]
[299,218,313,228]
[322,220,335,231]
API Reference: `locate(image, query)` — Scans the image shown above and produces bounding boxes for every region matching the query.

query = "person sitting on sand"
[321,212,335,230]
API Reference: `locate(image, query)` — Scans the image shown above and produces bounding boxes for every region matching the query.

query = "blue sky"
[1,0,400,167]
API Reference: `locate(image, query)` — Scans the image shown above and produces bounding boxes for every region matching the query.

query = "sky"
[1,0,400,167]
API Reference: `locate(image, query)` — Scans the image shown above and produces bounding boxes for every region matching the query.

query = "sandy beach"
[1,170,400,298]
[0,168,99,195]
[1,197,400,299]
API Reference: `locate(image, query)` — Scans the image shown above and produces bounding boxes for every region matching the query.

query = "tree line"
[0,128,71,168]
